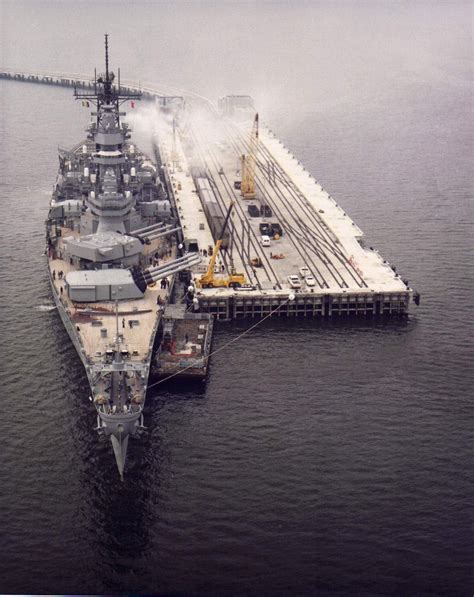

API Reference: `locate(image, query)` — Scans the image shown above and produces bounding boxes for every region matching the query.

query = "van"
[261,235,271,247]
[248,204,260,217]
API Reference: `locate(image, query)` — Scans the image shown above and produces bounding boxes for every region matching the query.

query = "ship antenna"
[102,33,113,101]
[105,33,109,82]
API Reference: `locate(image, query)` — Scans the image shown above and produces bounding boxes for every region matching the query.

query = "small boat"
[152,304,214,380]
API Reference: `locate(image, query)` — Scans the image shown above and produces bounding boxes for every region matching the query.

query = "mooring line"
[146,296,293,390]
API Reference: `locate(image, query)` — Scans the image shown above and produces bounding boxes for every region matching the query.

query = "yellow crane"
[241,113,259,199]
[197,202,246,289]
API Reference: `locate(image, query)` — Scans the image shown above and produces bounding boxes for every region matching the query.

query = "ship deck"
[48,228,175,366]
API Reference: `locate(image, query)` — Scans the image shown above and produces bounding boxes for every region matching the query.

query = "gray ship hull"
[47,262,163,466]
[43,37,194,477]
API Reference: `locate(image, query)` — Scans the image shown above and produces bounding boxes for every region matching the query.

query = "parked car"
[305,275,316,287]
[299,266,310,277]
[248,204,260,217]
[270,222,283,238]
[287,275,302,289]
[260,204,272,217]
[261,235,271,247]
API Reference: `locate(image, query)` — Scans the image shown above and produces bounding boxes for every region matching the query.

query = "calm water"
[0,1,472,594]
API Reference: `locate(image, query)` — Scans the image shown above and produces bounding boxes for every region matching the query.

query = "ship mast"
[73,34,141,127]
[104,33,111,101]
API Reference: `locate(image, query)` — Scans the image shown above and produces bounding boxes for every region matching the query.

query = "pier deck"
[154,105,413,319]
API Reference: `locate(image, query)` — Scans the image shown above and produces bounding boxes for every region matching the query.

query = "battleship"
[45,37,199,478]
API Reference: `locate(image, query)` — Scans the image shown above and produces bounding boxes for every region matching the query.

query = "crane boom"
[197,200,246,289]
[204,201,234,279]
[241,113,259,199]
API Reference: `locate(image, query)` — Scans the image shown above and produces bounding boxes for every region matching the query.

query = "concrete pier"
[153,101,416,319]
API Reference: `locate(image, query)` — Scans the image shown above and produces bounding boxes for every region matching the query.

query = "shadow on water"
[220,312,416,333]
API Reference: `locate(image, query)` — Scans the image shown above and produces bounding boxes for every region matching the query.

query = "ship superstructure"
[45,37,199,477]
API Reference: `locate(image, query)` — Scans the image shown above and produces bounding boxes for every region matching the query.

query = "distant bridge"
[0,68,185,109]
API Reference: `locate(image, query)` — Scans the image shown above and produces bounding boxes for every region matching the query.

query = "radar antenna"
[74,34,142,125]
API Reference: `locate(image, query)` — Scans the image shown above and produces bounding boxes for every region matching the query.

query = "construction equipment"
[197,202,246,289]
[240,113,259,199]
